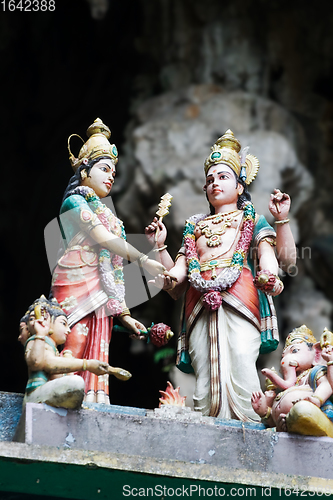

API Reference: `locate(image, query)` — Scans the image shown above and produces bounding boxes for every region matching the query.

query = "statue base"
[0,393,333,498]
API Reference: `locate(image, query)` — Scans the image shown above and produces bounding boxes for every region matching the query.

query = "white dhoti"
[189,303,261,421]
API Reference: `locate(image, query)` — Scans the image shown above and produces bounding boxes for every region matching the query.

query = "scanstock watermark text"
[122,484,257,497]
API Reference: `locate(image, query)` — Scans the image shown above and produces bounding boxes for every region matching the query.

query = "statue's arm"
[269,189,297,271]
[89,224,167,277]
[41,350,111,376]
[24,317,50,372]
[145,217,174,270]
[258,240,279,276]
[311,375,333,407]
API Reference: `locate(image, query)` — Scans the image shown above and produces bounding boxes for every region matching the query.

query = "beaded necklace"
[183,202,256,293]
[70,186,126,316]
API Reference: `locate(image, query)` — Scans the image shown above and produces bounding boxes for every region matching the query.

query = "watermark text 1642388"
[1,0,55,11]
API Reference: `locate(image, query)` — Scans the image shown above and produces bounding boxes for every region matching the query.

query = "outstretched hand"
[148,272,178,291]
[119,315,147,340]
[87,360,110,376]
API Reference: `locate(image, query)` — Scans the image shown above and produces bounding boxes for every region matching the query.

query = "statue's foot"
[286,400,333,437]
[251,391,268,417]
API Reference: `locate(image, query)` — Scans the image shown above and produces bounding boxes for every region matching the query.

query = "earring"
[80,170,87,181]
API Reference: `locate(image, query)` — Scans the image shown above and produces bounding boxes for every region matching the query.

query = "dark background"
[1,0,333,408]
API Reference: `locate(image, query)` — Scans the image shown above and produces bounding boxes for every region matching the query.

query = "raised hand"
[145,217,167,248]
[269,189,291,220]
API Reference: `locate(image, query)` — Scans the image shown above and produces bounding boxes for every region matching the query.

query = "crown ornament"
[204,129,259,185]
[68,118,118,172]
[283,325,317,353]
[320,327,333,348]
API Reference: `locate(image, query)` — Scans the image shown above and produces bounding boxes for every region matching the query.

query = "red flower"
[202,291,222,311]
[149,323,174,347]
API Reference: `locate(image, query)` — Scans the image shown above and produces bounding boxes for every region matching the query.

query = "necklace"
[197,210,242,247]
[184,202,256,293]
[295,368,312,386]
[69,186,126,316]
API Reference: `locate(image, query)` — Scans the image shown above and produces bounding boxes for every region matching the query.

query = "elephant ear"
[314,342,323,364]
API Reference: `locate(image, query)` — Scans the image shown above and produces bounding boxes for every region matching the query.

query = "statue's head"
[281,325,321,371]
[25,296,69,345]
[283,325,317,354]
[204,130,259,183]
[68,118,118,173]
[203,130,259,213]
[63,118,118,200]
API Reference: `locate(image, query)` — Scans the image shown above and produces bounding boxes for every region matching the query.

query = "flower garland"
[70,186,125,315]
[184,202,256,294]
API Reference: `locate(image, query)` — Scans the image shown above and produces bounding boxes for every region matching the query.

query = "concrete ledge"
[0,441,332,499]
[13,402,333,482]
[0,392,23,441]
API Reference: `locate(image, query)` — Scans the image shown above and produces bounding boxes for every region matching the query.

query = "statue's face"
[27,312,36,335]
[204,164,243,209]
[281,342,315,374]
[81,158,116,198]
[50,315,70,346]
[18,322,30,345]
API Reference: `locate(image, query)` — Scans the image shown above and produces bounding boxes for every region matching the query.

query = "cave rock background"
[1,0,333,407]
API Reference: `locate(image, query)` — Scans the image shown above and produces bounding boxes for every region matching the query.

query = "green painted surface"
[0,458,330,500]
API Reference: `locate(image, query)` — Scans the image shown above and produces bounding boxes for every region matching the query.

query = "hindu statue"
[50,118,167,404]
[145,129,296,422]
[23,296,131,410]
[252,325,333,437]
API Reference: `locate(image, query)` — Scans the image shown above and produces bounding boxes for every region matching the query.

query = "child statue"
[146,130,296,422]
[252,326,333,436]
[50,118,168,404]
[23,296,130,410]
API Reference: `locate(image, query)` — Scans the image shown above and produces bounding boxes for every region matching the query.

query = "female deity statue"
[51,118,167,404]
[146,130,296,422]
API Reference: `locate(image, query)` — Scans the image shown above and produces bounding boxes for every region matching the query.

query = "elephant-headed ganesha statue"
[251,325,333,436]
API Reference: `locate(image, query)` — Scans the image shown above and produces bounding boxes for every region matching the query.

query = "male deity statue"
[146,130,296,422]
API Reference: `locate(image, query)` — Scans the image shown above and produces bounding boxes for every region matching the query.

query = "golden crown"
[204,129,259,185]
[68,118,118,172]
[283,325,317,352]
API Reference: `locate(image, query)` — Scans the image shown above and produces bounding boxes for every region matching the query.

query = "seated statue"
[251,325,333,436]
[23,296,131,410]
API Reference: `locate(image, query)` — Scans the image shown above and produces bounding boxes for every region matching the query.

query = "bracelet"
[82,359,87,371]
[120,308,131,317]
[153,245,167,253]
[312,394,324,405]
[275,219,290,225]
[327,361,333,366]
[167,280,176,291]
[261,406,272,421]
[34,336,46,341]
[137,253,149,266]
